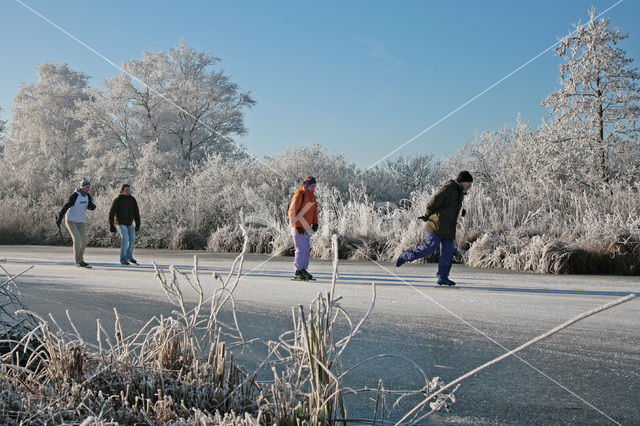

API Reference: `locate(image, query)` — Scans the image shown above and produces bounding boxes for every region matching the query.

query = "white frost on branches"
[541,7,640,187]
[5,62,90,192]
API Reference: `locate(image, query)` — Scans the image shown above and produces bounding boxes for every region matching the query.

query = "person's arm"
[288,191,306,234]
[288,192,303,226]
[108,198,118,226]
[87,193,96,211]
[312,199,319,231]
[425,185,450,218]
[133,197,141,231]
[56,192,78,225]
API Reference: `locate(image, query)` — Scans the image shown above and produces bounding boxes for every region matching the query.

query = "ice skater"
[395,171,473,286]
[56,178,97,268]
[288,176,319,281]
[108,184,141,265]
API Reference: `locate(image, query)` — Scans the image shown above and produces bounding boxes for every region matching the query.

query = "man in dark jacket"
[395,171,473,286]
[108,184,141,265]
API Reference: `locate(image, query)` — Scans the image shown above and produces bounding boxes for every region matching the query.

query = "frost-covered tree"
[0,106,6,159]
[362,154,439,203]
[542,8,640,186]
[76,76,145,188]
[158,41,255,161]
[80,40,255,169]
[5,62,90,191]
[266,143,359,195]
[452,118,536,185]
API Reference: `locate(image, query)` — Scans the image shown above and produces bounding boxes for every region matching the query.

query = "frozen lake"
[1,245,638,425]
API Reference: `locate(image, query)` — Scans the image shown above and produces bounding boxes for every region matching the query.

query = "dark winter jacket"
[424,180,465,239]
[109,195,141,229]
[57,189,96,225]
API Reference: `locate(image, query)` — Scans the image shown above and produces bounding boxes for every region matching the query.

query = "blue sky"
[1,0,639,168]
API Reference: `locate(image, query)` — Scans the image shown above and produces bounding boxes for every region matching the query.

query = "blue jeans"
[400,233,454,278]
[117,224,135,264]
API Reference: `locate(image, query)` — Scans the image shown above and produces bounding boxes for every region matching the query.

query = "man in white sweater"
[56,178,97,268]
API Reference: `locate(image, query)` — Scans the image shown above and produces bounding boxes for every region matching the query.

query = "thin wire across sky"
[357,0,624,174]
[13,0,286,178]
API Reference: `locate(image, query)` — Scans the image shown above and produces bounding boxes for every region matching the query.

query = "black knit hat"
[456,171,473,183]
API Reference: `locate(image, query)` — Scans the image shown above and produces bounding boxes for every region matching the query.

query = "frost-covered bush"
[466,231,640,275]
[361,153,443,203]
[2,137,638,274]
[170,228,208,250]
[1,127,638,274]
[461,178,640,274]
[0,188,75,245]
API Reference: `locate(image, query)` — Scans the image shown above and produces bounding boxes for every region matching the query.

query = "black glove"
[461,209,466,217]
[135,225,140,232]
[296,226,305,235]
[110,224,117,233]
[417,215,429,222]
[311,223,318,232]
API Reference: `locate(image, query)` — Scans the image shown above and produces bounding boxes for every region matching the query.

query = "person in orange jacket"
[287,176,319,281]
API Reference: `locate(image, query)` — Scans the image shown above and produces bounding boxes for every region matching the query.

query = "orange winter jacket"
[288,187,318,229]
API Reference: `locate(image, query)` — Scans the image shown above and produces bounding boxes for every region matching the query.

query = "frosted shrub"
[207,225,245,253]
[1,147,638,274]
[466,229,640,275]
[466,232,510,269]
[265,143,358,195]
[0,191,73,245]
[207,225,283,254]
[170,228,208,250]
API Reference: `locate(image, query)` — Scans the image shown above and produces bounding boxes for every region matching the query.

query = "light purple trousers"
[291,227,311,271]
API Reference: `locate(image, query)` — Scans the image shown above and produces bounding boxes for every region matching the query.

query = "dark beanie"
[456,171,473,183]
[302,176,317,188]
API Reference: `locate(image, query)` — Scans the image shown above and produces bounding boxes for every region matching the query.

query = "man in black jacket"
[395,171,473,286]
[108,184,141,265]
